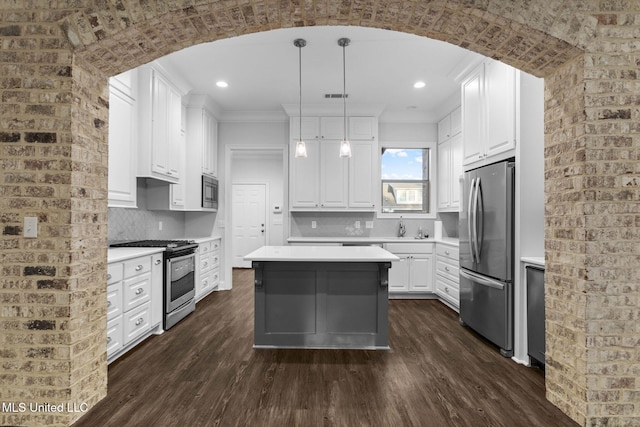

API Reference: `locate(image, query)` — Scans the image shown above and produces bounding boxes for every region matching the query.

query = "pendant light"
[338,37,352,158]
[294,38,307,158]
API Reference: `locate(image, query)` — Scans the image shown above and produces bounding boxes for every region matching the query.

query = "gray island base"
[244,246,399,350]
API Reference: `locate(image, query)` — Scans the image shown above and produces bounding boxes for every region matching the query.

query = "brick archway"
[2,1,638,426]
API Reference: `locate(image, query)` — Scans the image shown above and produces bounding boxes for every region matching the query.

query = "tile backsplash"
[290,211,459,239]
[108,179,186,243]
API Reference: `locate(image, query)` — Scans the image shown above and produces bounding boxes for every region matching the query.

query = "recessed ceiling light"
[413,81,426,89]
[216,81,228,88]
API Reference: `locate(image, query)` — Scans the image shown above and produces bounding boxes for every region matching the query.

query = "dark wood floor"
[74,268,577,427]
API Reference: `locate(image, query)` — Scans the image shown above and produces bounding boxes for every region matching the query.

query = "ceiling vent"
[324,93,349,99]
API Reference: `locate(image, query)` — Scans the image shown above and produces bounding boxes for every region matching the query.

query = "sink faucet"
[398,216,406,238]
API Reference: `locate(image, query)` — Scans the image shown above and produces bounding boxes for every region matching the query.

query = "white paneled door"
[232,184,266,268]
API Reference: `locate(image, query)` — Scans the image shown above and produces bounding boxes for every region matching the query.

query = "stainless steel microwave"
[202,175,218,210]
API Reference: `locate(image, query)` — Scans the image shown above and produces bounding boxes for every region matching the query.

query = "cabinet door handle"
[445,287,450,293]
[203,262,208,268]
[107,300,112,307]
[135,288,144,295]
[154,259,162,265]
[135,318,144,326]
[203,280,208,286]
[444,266,450,272]
[107,337,112,344]
[444,250,450,255]
[107,273,112,280]
[135,265,143,271]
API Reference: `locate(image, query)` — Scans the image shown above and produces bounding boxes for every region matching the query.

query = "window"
[381,147,431,214]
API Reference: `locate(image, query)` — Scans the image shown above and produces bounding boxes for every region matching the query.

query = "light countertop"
[288,236,459,246]
[244,245,400,263]
[521,256,545,267]
[108,247,165,263]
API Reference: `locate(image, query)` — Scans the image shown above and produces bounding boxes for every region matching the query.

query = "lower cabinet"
[435,243,460,310]
[384,243,434,294]
[107,251,163,364]
[196,237,221,301]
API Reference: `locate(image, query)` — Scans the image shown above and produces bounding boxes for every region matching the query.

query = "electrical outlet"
[355,221,361,229]
[158,221,163,231]
[24,217,37,238]
[365,221,374,229]
[311,220,317,229]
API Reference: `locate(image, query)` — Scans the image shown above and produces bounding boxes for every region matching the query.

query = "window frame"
[377,140,438,219]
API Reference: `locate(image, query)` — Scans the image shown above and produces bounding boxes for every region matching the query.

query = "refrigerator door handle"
[474,177,483,261]
[471,177,480,263]
[467,178,476,262]
[460,269,505,290]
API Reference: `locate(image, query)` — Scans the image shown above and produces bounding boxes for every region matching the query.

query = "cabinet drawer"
[385,243,433,254]
[124,256,151,278]
[106,284,123,320]
[211,268,220,288]
[107,263,123,285]
[199,241,212,254]
[106,316,123,358]
[199,273,214,295]
[436,244,459,260]
[436,258,459,282]
[123,302,151,345]
[436,275,459,306]
[200,252,214,274]
[211,251,221,269]
[123,272,152,312]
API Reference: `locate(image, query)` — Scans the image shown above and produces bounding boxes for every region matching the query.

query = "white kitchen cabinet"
[437,106,461,144]
[461,60,517,169]
[438,133,462,211]
[137,65,183,183]
[290,139,320,208]
[320,140,348,208]
[348,117,377,140]
[289,115,378,211]
[385,243,434,294]
[461,63,485,166]
[196,237,221,301]
[348,140,377,209]
[435,243,460,310]
[108,69,138,208]
[485,60,516,159]
[107,250,164,364]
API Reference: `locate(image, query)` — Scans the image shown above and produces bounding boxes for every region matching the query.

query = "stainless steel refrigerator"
[459,159,515,357]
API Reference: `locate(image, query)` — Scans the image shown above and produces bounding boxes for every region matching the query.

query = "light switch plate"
[355,221,361,229]
[24,217,37,238]
[311,221,317,229]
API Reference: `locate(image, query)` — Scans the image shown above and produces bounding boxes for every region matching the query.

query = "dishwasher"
[526,266,545,368]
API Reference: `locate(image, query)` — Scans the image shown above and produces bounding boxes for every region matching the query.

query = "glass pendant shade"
[339,140,351,157]
[295,140,307,158]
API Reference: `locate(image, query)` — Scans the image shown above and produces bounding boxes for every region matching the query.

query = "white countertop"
[521,256,545,267]
[288,236,459,246]
[244,245,400,262]
[108,247,165,263]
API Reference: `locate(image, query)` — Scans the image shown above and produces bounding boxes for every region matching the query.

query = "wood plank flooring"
[73,268,577,427]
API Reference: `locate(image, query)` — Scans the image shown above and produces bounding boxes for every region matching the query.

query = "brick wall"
[0,1,638,426]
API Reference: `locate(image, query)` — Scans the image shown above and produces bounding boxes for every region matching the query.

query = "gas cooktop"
[110,240,198,250]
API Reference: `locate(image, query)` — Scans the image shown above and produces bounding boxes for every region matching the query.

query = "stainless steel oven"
[110,240,199,330]
[164,247,196,329]
[202,175,218,210]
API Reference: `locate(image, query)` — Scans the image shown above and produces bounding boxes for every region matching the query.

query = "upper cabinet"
[108,69,138,208]
[437,106,462,212]
[461,60,517,169]
[137,66,183,183]
[289,116,378,211]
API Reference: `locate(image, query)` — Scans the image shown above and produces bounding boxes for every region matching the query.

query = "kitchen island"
[244,245,399,350]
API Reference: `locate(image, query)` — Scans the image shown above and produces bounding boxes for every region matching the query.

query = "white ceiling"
[157,26,485,122]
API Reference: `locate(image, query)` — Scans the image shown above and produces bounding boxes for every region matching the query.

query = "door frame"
[224,145,288,289]
[231,182,269,268]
